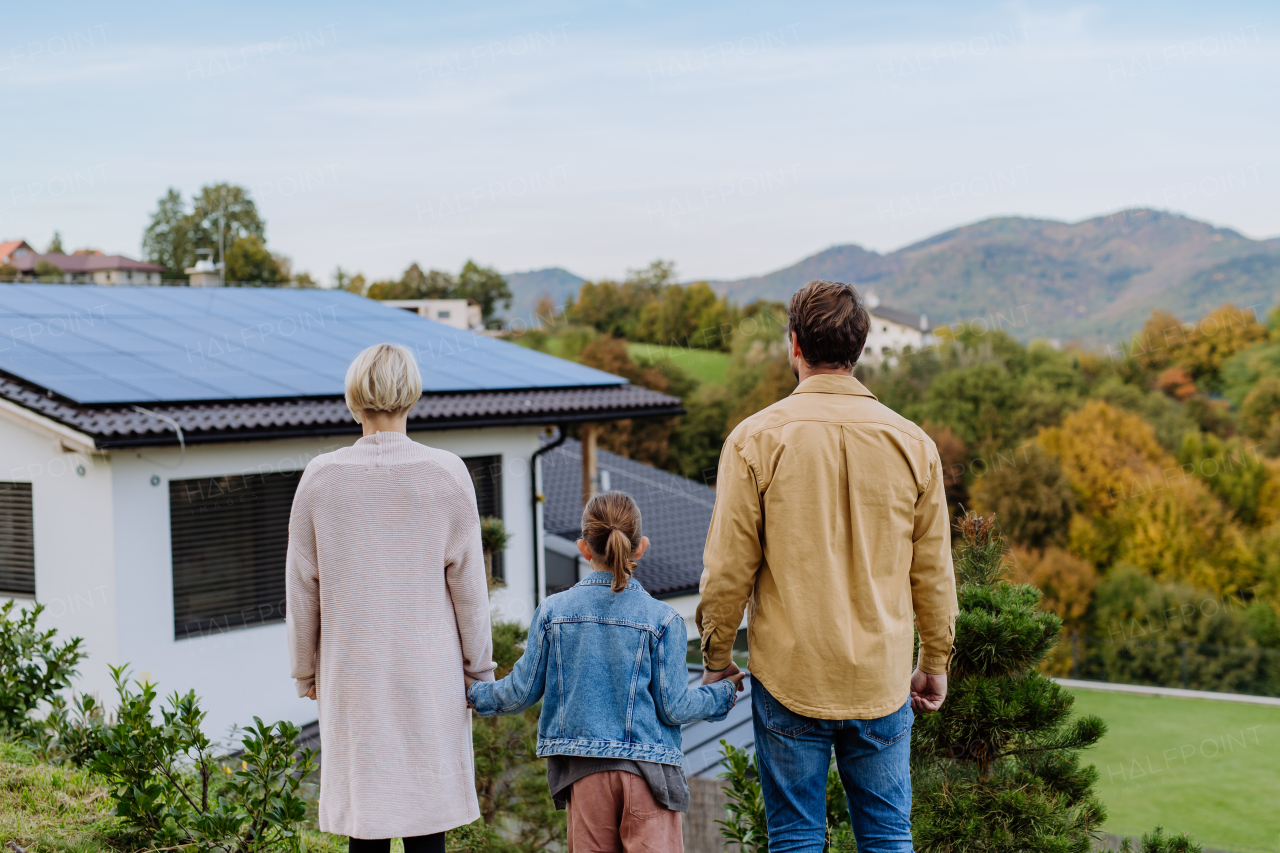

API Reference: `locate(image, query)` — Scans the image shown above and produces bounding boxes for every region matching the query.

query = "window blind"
[463,455,504,581]
[0,482,35,597]
[169,472,300,639]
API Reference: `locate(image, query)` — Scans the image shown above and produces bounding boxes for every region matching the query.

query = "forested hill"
[706,210,1280,346]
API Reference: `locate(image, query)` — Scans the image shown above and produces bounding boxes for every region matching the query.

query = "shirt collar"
[578,570,646,593]
[790,373,878,400]
[355,430,413,446]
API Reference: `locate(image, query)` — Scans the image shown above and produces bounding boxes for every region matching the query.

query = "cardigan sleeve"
[285,471,321,698]
[444,464,496,687]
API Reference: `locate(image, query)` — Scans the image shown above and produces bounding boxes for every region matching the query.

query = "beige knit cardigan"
[286,431,496,839]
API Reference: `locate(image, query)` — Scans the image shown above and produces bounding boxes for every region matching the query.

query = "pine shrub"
[911,512,1109,852]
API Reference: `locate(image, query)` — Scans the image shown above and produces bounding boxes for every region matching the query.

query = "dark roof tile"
[0,374,682,448]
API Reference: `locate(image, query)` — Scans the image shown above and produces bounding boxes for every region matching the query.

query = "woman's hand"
[307,684,318,701]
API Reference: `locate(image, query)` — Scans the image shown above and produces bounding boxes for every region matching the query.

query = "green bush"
[471,619,563,851]
[0,601,85,738]
[1119,826,1202,852]
[1081,567,1280,696]
[90,665,315,853]
[716,739,855,852]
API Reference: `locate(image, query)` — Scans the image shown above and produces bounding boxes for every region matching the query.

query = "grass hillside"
[708,210,1280,346]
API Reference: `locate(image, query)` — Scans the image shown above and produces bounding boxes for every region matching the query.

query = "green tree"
[972,446,1076,548]
[46,231,64,254]
[922,363,1027,451]
[142,188,196,277]
[911,512,1108,853]
[34,259,63,281]
[456,260,512,324]
[224,235,279,283]
[142,184,266,278]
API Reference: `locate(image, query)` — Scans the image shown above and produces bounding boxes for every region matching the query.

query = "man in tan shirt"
[696,280,957,853]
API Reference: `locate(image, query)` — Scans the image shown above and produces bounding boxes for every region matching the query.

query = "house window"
[169,472,301,639]
[463,455,503,581]
[437,310,451,319]
[0,482,36,597]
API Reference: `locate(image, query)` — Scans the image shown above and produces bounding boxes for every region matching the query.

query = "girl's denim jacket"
[467,571,735,765]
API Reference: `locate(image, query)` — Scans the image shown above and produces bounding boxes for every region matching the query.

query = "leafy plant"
[479,516,511,556]
[90,665,314,853]
[40,691,109,766]
[716,741,767,852]
[0,601,85,738]
[717,739,856,852]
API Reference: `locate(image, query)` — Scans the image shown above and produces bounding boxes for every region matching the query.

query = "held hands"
[909,668,947,713]
[702,661,747,693]
[306,684,317,701]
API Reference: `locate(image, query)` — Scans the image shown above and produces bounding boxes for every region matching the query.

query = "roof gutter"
[530,425,569,608]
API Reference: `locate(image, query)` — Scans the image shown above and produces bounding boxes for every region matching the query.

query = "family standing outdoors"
[285,280,959,853]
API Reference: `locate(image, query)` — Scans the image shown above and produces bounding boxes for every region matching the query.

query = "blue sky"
[1,1,1276,283]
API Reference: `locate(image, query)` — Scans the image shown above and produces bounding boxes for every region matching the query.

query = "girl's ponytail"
[581,491,643,592]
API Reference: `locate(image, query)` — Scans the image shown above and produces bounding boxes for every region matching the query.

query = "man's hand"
[910,668,946,713]
[306,684,317,701]
[703,661,745,692]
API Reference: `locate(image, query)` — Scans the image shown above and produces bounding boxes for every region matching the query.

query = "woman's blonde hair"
[344,343,423,424]
[581,491,643,593]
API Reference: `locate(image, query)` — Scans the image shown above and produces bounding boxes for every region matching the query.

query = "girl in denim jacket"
[468,491,744,851]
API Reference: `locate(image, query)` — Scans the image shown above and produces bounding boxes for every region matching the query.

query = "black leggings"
[348,835,445,853]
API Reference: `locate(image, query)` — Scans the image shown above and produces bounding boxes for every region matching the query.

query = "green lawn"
[627,342,732,386]
[1068,687,1280,852]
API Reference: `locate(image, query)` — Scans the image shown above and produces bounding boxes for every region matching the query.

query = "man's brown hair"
[787,280,871,369]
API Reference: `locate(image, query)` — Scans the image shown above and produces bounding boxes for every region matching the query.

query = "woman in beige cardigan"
[286,343,495,853]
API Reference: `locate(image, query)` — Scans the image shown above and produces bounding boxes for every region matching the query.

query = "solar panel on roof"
[0,284,625,405]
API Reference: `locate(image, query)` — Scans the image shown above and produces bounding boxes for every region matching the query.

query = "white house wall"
[21,423,543,740]
[0,416,118,707]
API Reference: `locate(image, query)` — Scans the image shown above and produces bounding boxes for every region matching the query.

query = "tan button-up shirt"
[696,373,957,720]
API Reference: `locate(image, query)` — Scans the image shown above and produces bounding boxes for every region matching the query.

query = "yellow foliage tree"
[1038,400,1258,596]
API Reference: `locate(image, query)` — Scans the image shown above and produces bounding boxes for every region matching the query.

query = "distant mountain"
[706,210,1280,346]
[502,267,586,324]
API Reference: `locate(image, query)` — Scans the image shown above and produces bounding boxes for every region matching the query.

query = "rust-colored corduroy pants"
[565,770,683,852]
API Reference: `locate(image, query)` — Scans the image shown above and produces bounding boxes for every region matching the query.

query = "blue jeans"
[751,677,915,853]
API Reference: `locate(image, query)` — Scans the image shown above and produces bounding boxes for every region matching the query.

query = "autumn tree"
[972,446,1076,548]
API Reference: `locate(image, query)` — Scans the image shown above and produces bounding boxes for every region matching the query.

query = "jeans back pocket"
[864,701,913,746]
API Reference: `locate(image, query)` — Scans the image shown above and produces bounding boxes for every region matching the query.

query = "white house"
[0,283,680,737]
[382,299,483,331]
[861,292,933,365]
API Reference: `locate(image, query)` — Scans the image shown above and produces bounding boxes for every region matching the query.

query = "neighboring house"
[382,298,483,331]
[1,244,165,284]
[862,291,933,365]
[0,240,36,266]
[0,284,680,736]
[540,437,714,627]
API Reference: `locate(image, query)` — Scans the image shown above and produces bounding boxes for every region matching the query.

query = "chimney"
[920,313,929,330]
[185,249,225,287]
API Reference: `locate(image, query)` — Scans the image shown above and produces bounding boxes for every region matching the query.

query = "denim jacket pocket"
[864,701,914,746]
[762,686,817,737]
